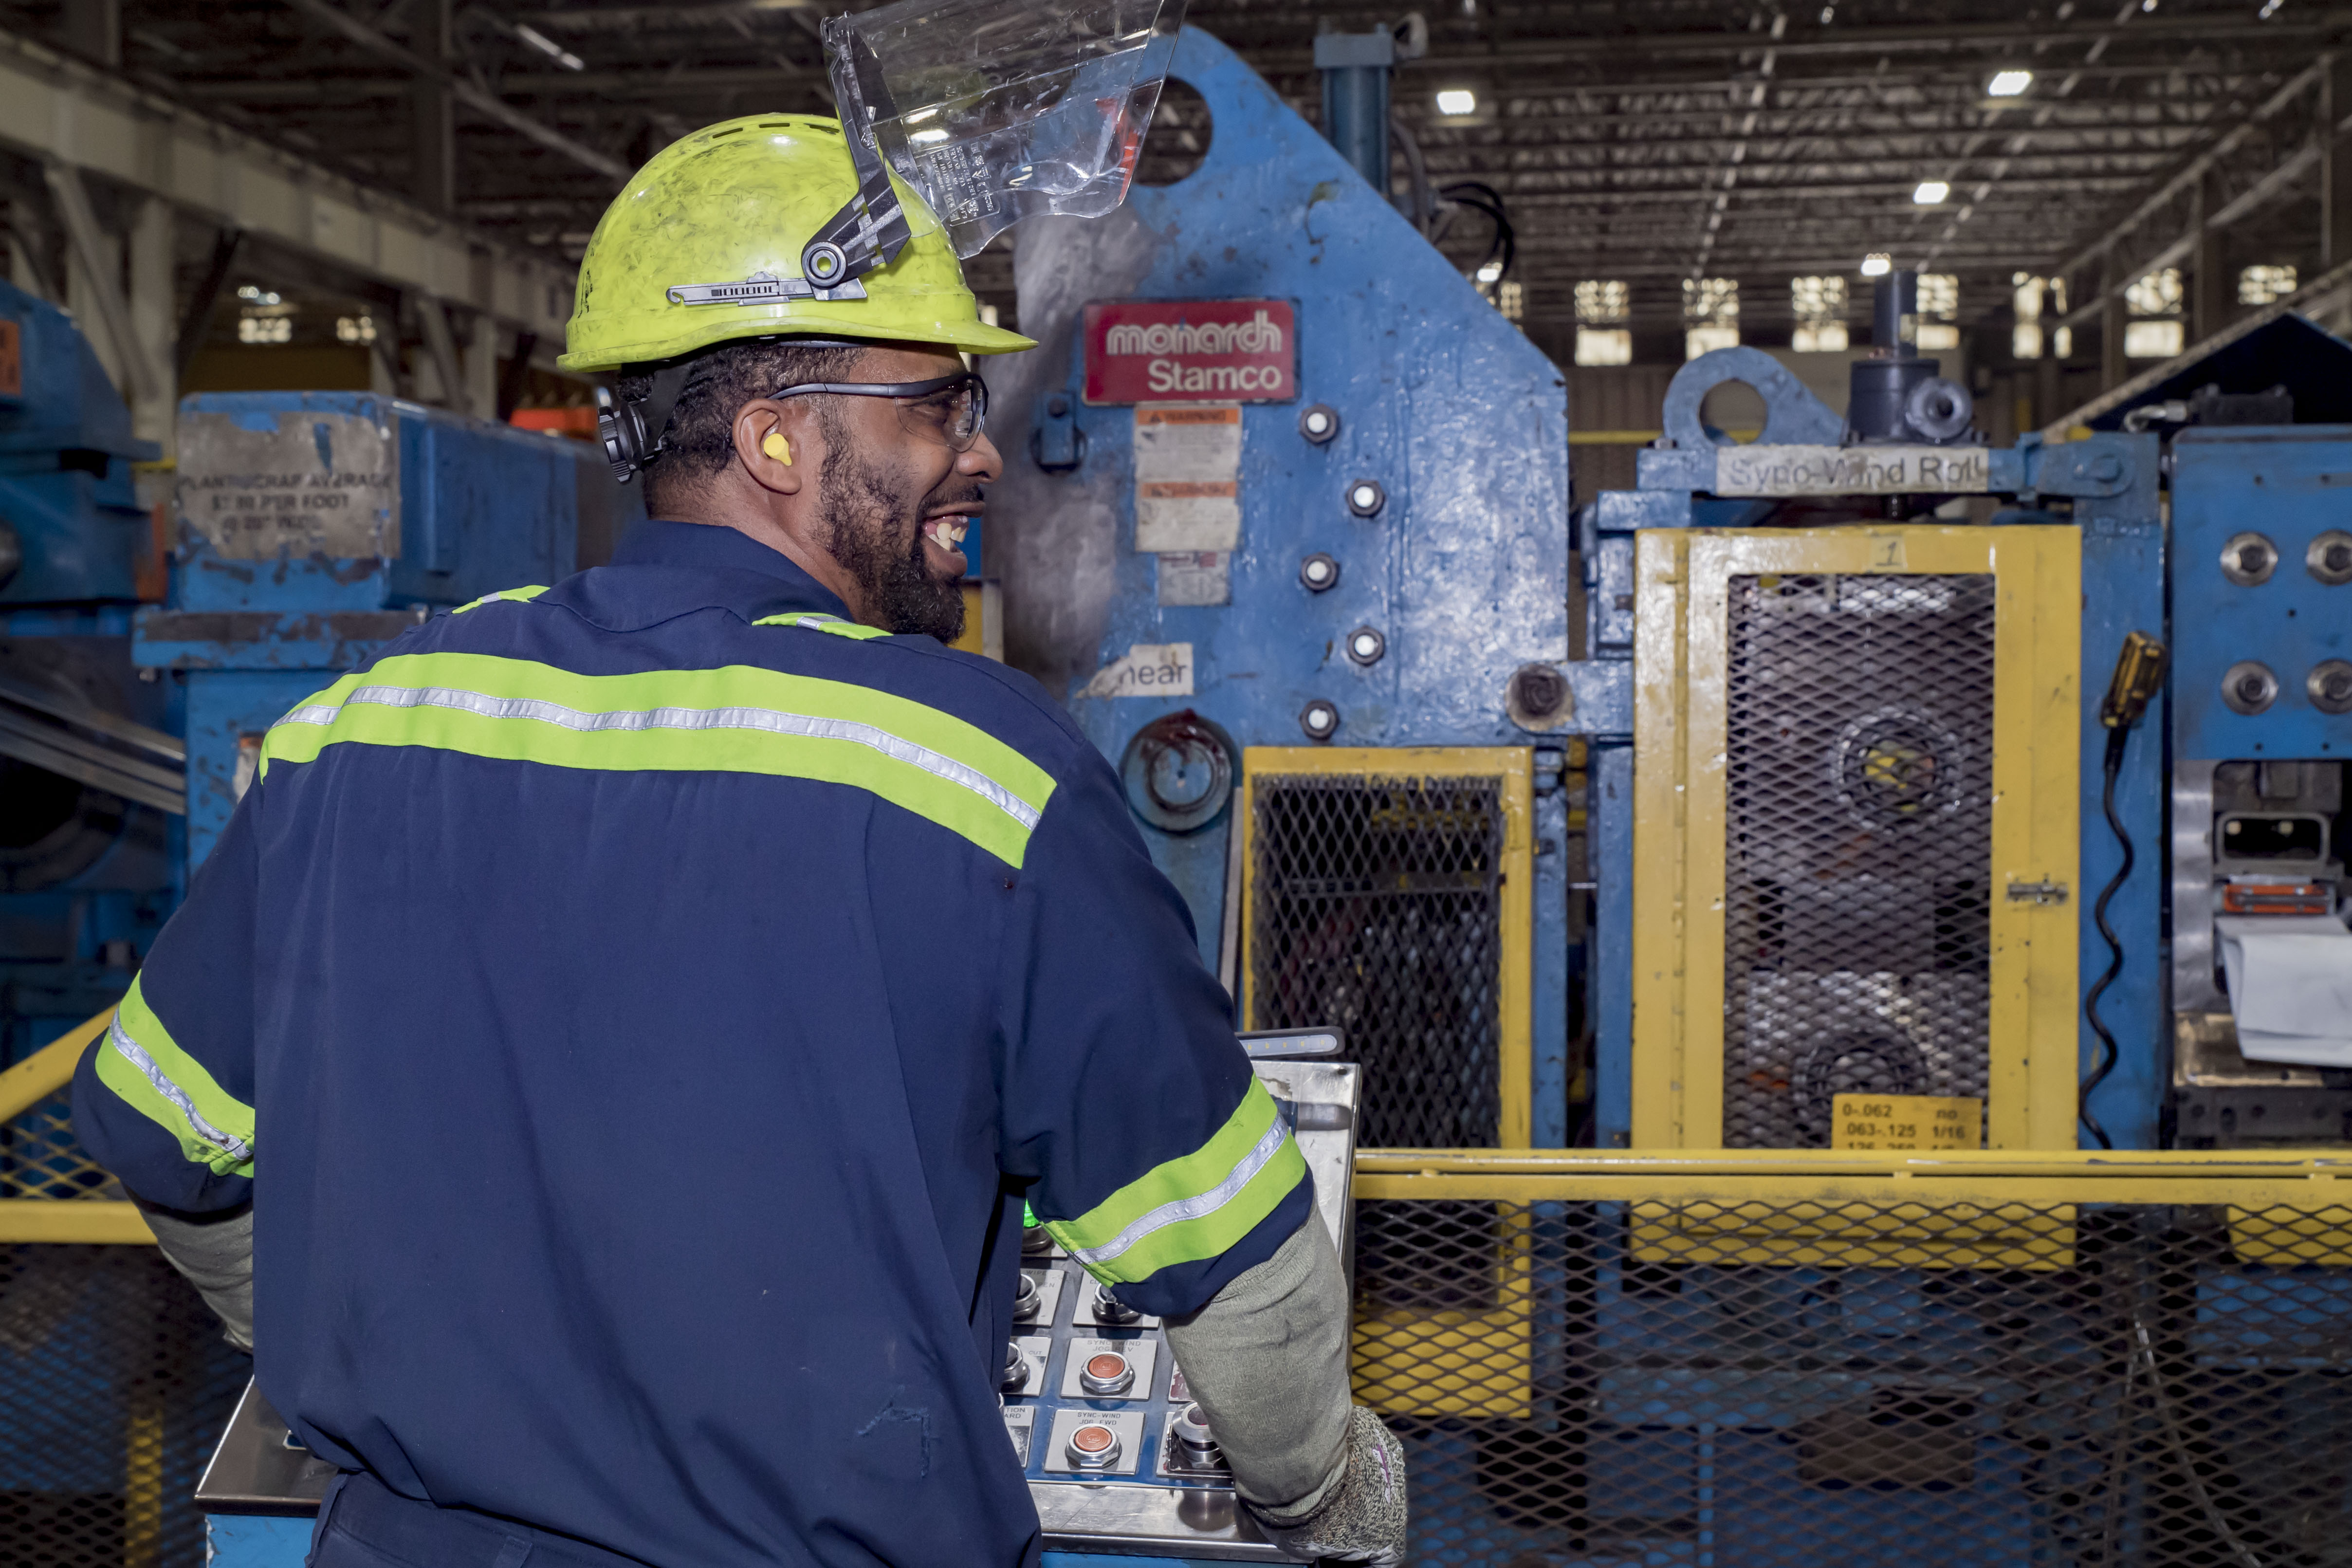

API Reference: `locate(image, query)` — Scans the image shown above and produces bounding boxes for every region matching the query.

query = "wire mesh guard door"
[1354,1193,2352,1568]
[1723,572,1997,1148]
[1632,526,2081,1152]
[1243,754,1533,1149]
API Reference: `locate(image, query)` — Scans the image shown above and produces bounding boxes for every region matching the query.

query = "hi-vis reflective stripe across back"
[261,652,1056,867]
[1044,1079,1307,1288]
[753,611,893,640]
[452,585,552,613]
[92,975,256,1177]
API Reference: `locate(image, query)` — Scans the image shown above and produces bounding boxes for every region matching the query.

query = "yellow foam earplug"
[762,431,792,465]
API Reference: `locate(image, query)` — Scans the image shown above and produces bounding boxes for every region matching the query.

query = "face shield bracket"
[808,24,915,287]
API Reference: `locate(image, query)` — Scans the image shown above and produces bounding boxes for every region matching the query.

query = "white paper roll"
[2217,914,2352,1067]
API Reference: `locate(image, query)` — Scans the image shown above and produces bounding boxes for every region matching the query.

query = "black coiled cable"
[2079,725,2133,1149]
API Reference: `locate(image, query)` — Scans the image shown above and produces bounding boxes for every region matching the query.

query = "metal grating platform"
[1354,1193,2352,1567]
[1721,572,1999,1148]
[0,1242,248,1568]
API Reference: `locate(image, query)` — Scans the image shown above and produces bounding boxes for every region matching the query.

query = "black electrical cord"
[2079,724,2132,1150]
[1437,180,1516,279]
[2079,631,2166,1149]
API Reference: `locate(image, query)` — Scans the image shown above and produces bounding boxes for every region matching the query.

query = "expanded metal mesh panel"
[3,1093,122,1202]
[0,1091,247,1568]
[1250,774,1505,1148]
[1354,1196,2352,1567]
[1722,573,1998,1147]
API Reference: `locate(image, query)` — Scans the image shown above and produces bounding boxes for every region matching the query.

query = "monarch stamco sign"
[1083,300,1297,404]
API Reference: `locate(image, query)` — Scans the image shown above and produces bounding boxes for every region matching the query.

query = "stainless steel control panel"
[1019,1057,1360,1562]
[196,1055,1360,1566]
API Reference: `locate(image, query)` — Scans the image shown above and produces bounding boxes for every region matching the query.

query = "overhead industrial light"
[1913,181,1950,204]
[1860,253,1892,277]
[1987,69,2033,95]
[1435,89,1478,115]
[910,128,950,144]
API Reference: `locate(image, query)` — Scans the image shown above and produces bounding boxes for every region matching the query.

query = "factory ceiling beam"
[1456,174,2150,204]
[0,27,574,343]
[516,1,816,30]
[2050,54,2336,284]
[1231,12,2352,71]
[412,0,454,214]
[174,56,2296,110]
[273,0,633,184]
[2051,108,2352,331]
[174,226,246,385]
[41,160,165,406]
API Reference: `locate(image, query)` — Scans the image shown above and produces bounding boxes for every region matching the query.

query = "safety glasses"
[767,371,991,452]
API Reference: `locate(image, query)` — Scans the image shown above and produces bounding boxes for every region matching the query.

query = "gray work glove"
[140,1203,253,1351]
[1251,1404,1408,1566]
[1162,1216,1408,1563]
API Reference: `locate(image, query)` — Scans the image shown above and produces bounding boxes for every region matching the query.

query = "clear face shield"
[820,0,1189,263]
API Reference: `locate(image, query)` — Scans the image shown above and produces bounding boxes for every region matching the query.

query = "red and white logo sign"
[1083,300,1297,405]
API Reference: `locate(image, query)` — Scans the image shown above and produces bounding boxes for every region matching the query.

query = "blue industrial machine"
[1587,334,2169,1156]
[996,13,2352,1554]
[33,390,625,1568]
[0,279,176,1070]
[997,24,1575,1164]
[138,392,635,869]
[170,15,2352,1567]
[2145,340,2352,1144]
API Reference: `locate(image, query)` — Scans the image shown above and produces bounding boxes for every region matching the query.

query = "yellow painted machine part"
[1351,1206,1535,1420]
[1630,526,2082,1154]
[1240,746,1536,1149]
[0,1007,153,1244]
[0,1007,110,1124]
[947,579,1002,660]
[1342,1146,2352,1420]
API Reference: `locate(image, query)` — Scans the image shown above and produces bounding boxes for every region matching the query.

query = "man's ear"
[734,401,816,497]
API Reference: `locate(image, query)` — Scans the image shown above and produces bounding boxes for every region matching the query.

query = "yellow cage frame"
[1239,745,1537,1149]
[1240,746,1539,1415]
[1630,526,2084,1154]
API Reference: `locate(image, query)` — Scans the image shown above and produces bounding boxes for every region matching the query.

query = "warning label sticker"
[1135,406,1241,553]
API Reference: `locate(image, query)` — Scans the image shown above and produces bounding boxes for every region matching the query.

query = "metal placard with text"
[1084,300,1296,405]
[1714,444,1992,498]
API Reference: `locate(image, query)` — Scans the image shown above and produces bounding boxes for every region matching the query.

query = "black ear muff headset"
[594,338,873,485]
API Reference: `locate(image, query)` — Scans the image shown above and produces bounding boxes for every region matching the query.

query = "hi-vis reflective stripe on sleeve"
[91,976,256,1177]
[452,585,552,613]
[1045,1079,1308,1288]
[753,612,893,640]
[262,652,1057,867]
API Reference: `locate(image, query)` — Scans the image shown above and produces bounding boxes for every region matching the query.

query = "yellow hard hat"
[558,113,1033,372]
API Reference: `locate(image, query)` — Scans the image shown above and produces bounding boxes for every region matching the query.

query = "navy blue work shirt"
[73,519,1311,1567]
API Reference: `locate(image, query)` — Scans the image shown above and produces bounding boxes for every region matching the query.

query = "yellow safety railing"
[1354,1144,2352,1207]
[0,1008,153,1244]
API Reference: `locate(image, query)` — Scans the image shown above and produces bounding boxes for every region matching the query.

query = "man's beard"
[818,445,968,641]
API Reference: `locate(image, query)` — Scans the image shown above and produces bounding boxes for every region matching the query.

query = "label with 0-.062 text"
[1831,1092,1983,1151]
